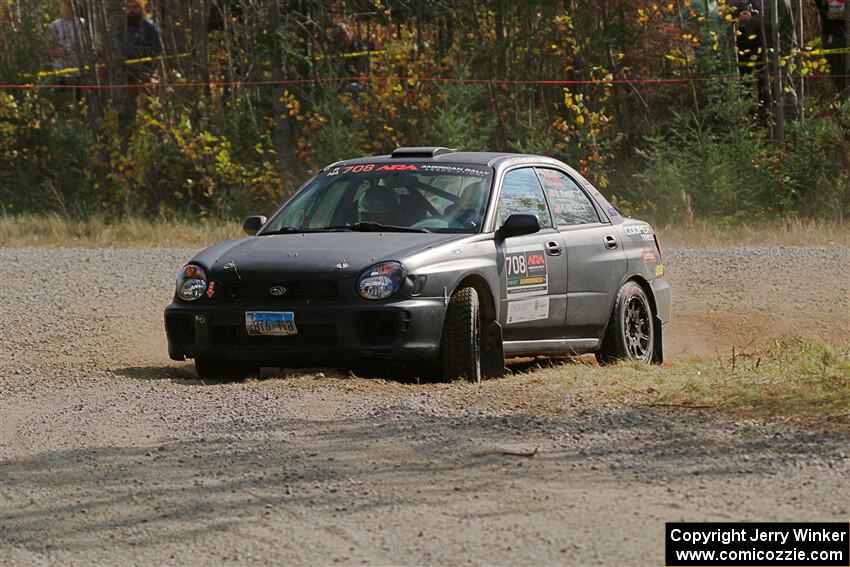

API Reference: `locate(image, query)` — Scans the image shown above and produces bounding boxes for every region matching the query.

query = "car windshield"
[261,162,493,234]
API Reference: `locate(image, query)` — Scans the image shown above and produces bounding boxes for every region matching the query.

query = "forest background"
[1,0,848,226]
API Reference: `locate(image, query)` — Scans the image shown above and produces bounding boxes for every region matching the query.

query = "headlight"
[176,264,207,301]
[357,261,405,300]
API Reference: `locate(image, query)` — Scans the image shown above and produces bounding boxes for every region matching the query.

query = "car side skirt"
[503,338,599,357]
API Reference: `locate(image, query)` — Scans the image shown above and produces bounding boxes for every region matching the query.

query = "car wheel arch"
[451,274,496,322]
[600,274,664,364]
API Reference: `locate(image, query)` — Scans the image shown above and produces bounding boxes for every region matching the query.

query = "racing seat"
[445,181,485,227]
[398,191,428,226]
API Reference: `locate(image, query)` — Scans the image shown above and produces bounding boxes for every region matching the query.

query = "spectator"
[734,0,764,75]
[126,0,163,84]
[732,0,796,110]
[329,22,371,95]
[815,0,847,92]
[732,0,796,60]
[46,0,84,77]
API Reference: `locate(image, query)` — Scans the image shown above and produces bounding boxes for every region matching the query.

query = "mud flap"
[482,319,505,377]
[653,315,664,364]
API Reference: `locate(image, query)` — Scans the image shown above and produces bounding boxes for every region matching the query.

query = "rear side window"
[497,168,553,229]
[535,168,600,226]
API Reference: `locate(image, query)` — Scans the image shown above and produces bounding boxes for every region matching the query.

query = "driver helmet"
[357,185,401,224]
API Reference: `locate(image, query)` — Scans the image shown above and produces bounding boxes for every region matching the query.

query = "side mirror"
[242,215,267,235]
[496,214,540,240]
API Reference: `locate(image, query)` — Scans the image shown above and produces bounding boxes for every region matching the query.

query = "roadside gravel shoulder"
[1,246,848,566]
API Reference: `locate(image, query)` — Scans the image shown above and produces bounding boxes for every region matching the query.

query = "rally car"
[165,147,671,381]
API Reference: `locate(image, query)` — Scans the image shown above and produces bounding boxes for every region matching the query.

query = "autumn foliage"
[0,0,847,222]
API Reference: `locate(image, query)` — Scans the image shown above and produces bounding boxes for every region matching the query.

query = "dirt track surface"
[1,246,848,566]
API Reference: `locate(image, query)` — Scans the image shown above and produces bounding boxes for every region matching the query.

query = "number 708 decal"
[504,246,548,298]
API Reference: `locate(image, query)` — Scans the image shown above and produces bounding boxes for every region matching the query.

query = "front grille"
[213,280,339,301]
[210,323,338,348]
[354,311,408,346]
[165,313,195,342]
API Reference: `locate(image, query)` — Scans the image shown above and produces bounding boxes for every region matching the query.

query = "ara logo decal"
[376,164,418,171]
[206,281,216,298]
[527,254,546,266]
[641,249,657,263]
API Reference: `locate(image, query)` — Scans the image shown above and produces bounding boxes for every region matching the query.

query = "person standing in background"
[46,0,84,77]
[815,0,848,92]
[125,0,163,84]
[732,0,797,114]
[329,22,372,96]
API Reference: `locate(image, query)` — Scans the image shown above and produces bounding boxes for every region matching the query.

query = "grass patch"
[656,218,850,246]
[1,214,848,248]
[529,339,849,422]
[0,214,243,248]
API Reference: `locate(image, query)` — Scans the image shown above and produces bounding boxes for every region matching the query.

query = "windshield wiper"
[322,222,429,233]
[259,227,317,235]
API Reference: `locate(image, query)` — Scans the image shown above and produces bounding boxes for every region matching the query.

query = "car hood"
[192,232,467,281]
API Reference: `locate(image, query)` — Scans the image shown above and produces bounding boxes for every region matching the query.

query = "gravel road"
[1,246,848,566]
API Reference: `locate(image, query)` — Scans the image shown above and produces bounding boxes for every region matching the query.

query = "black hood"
[192,232,466,282]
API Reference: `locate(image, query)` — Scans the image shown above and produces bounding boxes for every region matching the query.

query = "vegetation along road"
[1,245,848,565]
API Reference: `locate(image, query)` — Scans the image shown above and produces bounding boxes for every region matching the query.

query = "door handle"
[603,234,618,249]
[545,241,562,256]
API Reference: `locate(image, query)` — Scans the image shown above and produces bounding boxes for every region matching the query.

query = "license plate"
[245,311,297,336]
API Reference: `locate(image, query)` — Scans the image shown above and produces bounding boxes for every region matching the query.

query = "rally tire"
[194,358,261,381]
[596,281,655,365]
[439,287,482,382]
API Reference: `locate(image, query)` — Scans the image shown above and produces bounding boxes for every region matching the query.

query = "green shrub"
[422,83,496,151]
[784,99,850,220]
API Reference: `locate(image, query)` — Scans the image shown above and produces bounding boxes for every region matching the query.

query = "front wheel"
[439,287,482,382]
[596,281,655,364]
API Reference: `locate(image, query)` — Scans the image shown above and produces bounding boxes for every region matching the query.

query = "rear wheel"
[439,287,482,382]
[194,358,261,381]
[596,281,655,364]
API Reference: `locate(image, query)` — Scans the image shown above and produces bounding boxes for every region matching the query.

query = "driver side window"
[497,168,553,229]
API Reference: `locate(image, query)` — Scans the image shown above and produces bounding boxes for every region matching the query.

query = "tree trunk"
[269,0,295,179]
[845,0,850,83]
[770,0,784,146]
[105,0,129,129]
[796,0,804,119]
[193,0,211,97]
[494,0,506,77]
[415,2,423,59]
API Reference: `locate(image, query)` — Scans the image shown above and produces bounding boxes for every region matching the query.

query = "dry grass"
[657,218,850,246]
[509,339,850,423]
[1,214,848,248]
[0,214,242,248]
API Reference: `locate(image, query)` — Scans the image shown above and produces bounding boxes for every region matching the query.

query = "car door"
[534,168,628,339]
[494,167,567,341]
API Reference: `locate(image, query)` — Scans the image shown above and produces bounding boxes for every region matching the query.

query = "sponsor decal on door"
[506,296,550,324]
[505,244,548,298]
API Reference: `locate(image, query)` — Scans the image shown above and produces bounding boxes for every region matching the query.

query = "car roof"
[322,148,553,170]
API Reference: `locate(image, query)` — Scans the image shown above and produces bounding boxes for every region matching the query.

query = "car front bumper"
[164,297,447,365]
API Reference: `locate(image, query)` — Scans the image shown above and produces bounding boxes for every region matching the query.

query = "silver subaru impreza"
[165,147,671,381]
